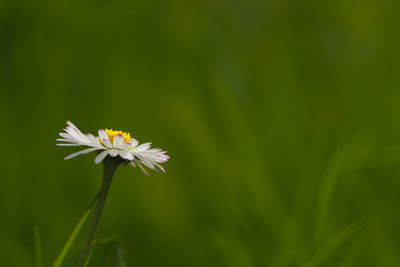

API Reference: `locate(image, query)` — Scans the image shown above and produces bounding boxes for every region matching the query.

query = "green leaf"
[87,238,127,267]
[34,226,44,267]
[60,239,96,267]
[61,238,126,267]
[52,208,92,267]
[84,239,96,267]
[52,190,101,267]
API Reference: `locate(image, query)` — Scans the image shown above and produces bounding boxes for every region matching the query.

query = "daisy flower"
[56,121,169,174]
[55,121,170,266]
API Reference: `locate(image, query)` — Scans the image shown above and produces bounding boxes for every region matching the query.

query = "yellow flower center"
[100,128,132,145]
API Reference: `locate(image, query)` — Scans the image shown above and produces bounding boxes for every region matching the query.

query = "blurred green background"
[1,0,400,266]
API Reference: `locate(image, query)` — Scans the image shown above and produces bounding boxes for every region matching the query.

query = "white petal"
[56,143,82,146]
[56,138,70,142]
[98,130,109,142]
[146,148,162,153]
[85,134,102,148]
[109,150,118,157]
[118,151,134,161]
[65,126,89,143]
[127,153,134,161]
[154,154,170,163]
[120,143,133,150]
[66,128,86,143]
[140,159,155,170]
[95,150,109,164]
[113,134,123,148]
[66,121,79,130]
[85,133,97,142]
[130,142,151,153]
[101,138,112,148]
[154,163,166,173]
[136,161,149,176]
[59,133,91,147]
[129,138,139,147]
[66,121,89,141]
[64,147,102,160]
[59,133,81,143]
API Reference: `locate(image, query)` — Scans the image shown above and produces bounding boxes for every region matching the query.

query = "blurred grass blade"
[61,238,126,267]
[315,151,344,244]
[306,221,358,267]
[87,238,127,267]
[52,190,101,267]
[52,208,92,267]
[84,239,96,267]
[34,226,44,267]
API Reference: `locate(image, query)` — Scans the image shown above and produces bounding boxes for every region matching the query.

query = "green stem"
[76,158,119,267]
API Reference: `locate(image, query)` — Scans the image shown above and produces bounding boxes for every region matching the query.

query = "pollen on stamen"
[99,128,132,146]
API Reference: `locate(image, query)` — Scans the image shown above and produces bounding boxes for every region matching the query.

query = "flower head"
[56,121,169,174]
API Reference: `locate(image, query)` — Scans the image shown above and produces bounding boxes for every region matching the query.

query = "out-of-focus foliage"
[62,239,126,267]
[1,0,400,266]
